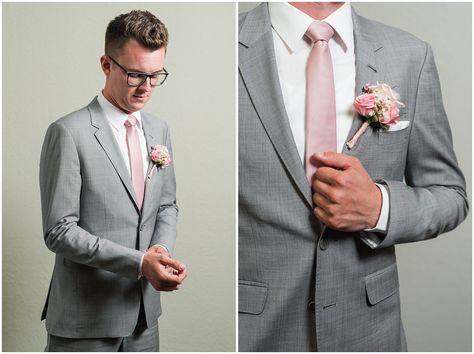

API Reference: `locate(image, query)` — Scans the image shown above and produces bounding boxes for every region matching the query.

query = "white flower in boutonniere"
[346,82,405,149]
[147,144,172,179]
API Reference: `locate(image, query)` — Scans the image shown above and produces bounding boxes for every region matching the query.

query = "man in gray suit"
[238,2,468,351]
[40,10,186,351]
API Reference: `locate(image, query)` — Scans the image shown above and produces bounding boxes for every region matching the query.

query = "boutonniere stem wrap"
[346,82,405,149]
[147,144,172,179]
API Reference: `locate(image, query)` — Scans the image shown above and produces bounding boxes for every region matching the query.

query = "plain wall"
[238,2,472,352]
[3,3,235,351]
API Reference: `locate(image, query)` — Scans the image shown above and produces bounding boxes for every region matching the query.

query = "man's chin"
[127,102,147,113]
[130,98,149,109]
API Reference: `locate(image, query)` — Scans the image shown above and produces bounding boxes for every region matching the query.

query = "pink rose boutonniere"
[346,82,404,149]
[148,144,172,178]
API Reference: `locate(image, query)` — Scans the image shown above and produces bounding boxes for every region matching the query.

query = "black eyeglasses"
[108,56,168,87]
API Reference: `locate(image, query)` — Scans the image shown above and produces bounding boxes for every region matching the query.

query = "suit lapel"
[141,114,160,216]
[343,9,385,155]
[88,97,140,211]
[141,114,156,178]
[239,3,313,208]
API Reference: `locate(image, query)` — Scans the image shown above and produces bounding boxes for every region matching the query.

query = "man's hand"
[147,244,170,256]
[310,152,382,231]
[142,248,187,291]
[146,245,187,276]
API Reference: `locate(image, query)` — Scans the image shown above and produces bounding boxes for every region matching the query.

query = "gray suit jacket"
[39,97,178,338]
[238,4,468,352]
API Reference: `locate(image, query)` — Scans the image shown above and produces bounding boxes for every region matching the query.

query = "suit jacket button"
[308,300,315,313]
[319,237,328,250]
[140,224,146,231]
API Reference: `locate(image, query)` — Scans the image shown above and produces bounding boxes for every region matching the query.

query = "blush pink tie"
[305,21,337,184]
[124,115,144,210]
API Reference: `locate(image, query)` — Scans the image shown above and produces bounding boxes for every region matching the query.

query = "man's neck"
[289,2,344,20]
[101,89,133,115]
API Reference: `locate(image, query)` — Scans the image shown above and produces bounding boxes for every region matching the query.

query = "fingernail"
[315,152,324,159]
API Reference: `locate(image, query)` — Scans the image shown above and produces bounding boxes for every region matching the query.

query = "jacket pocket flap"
[239,280,268,315]
[365,263,399,305]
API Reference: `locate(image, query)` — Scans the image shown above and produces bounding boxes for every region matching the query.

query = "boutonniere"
[346,82,405,149]
[147,144,172,179]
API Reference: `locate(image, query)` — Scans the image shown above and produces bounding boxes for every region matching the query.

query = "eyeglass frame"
[108,56,169,87]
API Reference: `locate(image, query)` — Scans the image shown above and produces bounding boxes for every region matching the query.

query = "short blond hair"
[105,10,168,57]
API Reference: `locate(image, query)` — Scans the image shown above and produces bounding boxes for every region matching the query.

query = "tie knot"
[125,115,138,128]
[305,21,334,43]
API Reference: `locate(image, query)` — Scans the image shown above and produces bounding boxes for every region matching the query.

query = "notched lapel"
[141,115,163,216]
[344,10,385,157]
[88,97,140,212]
[239,3,313,208]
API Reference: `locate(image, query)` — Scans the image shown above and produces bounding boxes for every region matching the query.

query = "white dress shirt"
[97,92,149,179]
[268,2,389,234]
[97,92,167,276]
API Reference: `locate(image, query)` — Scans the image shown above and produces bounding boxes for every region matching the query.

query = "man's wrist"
[138,252,146,279]
[365,183,389,233]
[139,244,169,279]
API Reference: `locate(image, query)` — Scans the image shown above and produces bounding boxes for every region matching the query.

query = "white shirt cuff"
[364,183,389,233]
[155,244,169,253]
[138,252,146,279]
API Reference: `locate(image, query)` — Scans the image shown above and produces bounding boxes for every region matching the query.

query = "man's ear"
[100,55,111,75]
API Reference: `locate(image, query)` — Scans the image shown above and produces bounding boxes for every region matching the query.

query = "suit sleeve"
[40,122,143,279]
[149,125,178,255]
[362,43,469,249]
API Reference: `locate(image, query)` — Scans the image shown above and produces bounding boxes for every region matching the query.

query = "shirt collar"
[97,91,142,131]
[268,2,354,53]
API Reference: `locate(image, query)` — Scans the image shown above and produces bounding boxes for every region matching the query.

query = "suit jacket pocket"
[365,263,399,305]
[377,120,410,145]
[239,280,268,315]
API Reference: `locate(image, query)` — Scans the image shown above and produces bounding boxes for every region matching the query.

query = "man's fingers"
[313,206,329,224]
[165,266,178,275]
[313,191,330,210]
[312,179,332,200]
[309,153,326,169]
[157,285,179,292]
[159,255,185,272]
[314,166,340,185]
[312,152,357,170]
[160,263,187,282]
[177,267,187,282]
[161,288,178,292]
[151,283,179,292]
[159,269,183,284]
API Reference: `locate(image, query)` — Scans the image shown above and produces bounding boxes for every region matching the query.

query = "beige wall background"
[3,3,235,351]
[239,2,472,352]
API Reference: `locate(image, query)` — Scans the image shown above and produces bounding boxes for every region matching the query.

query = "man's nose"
[139,77,152,91]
